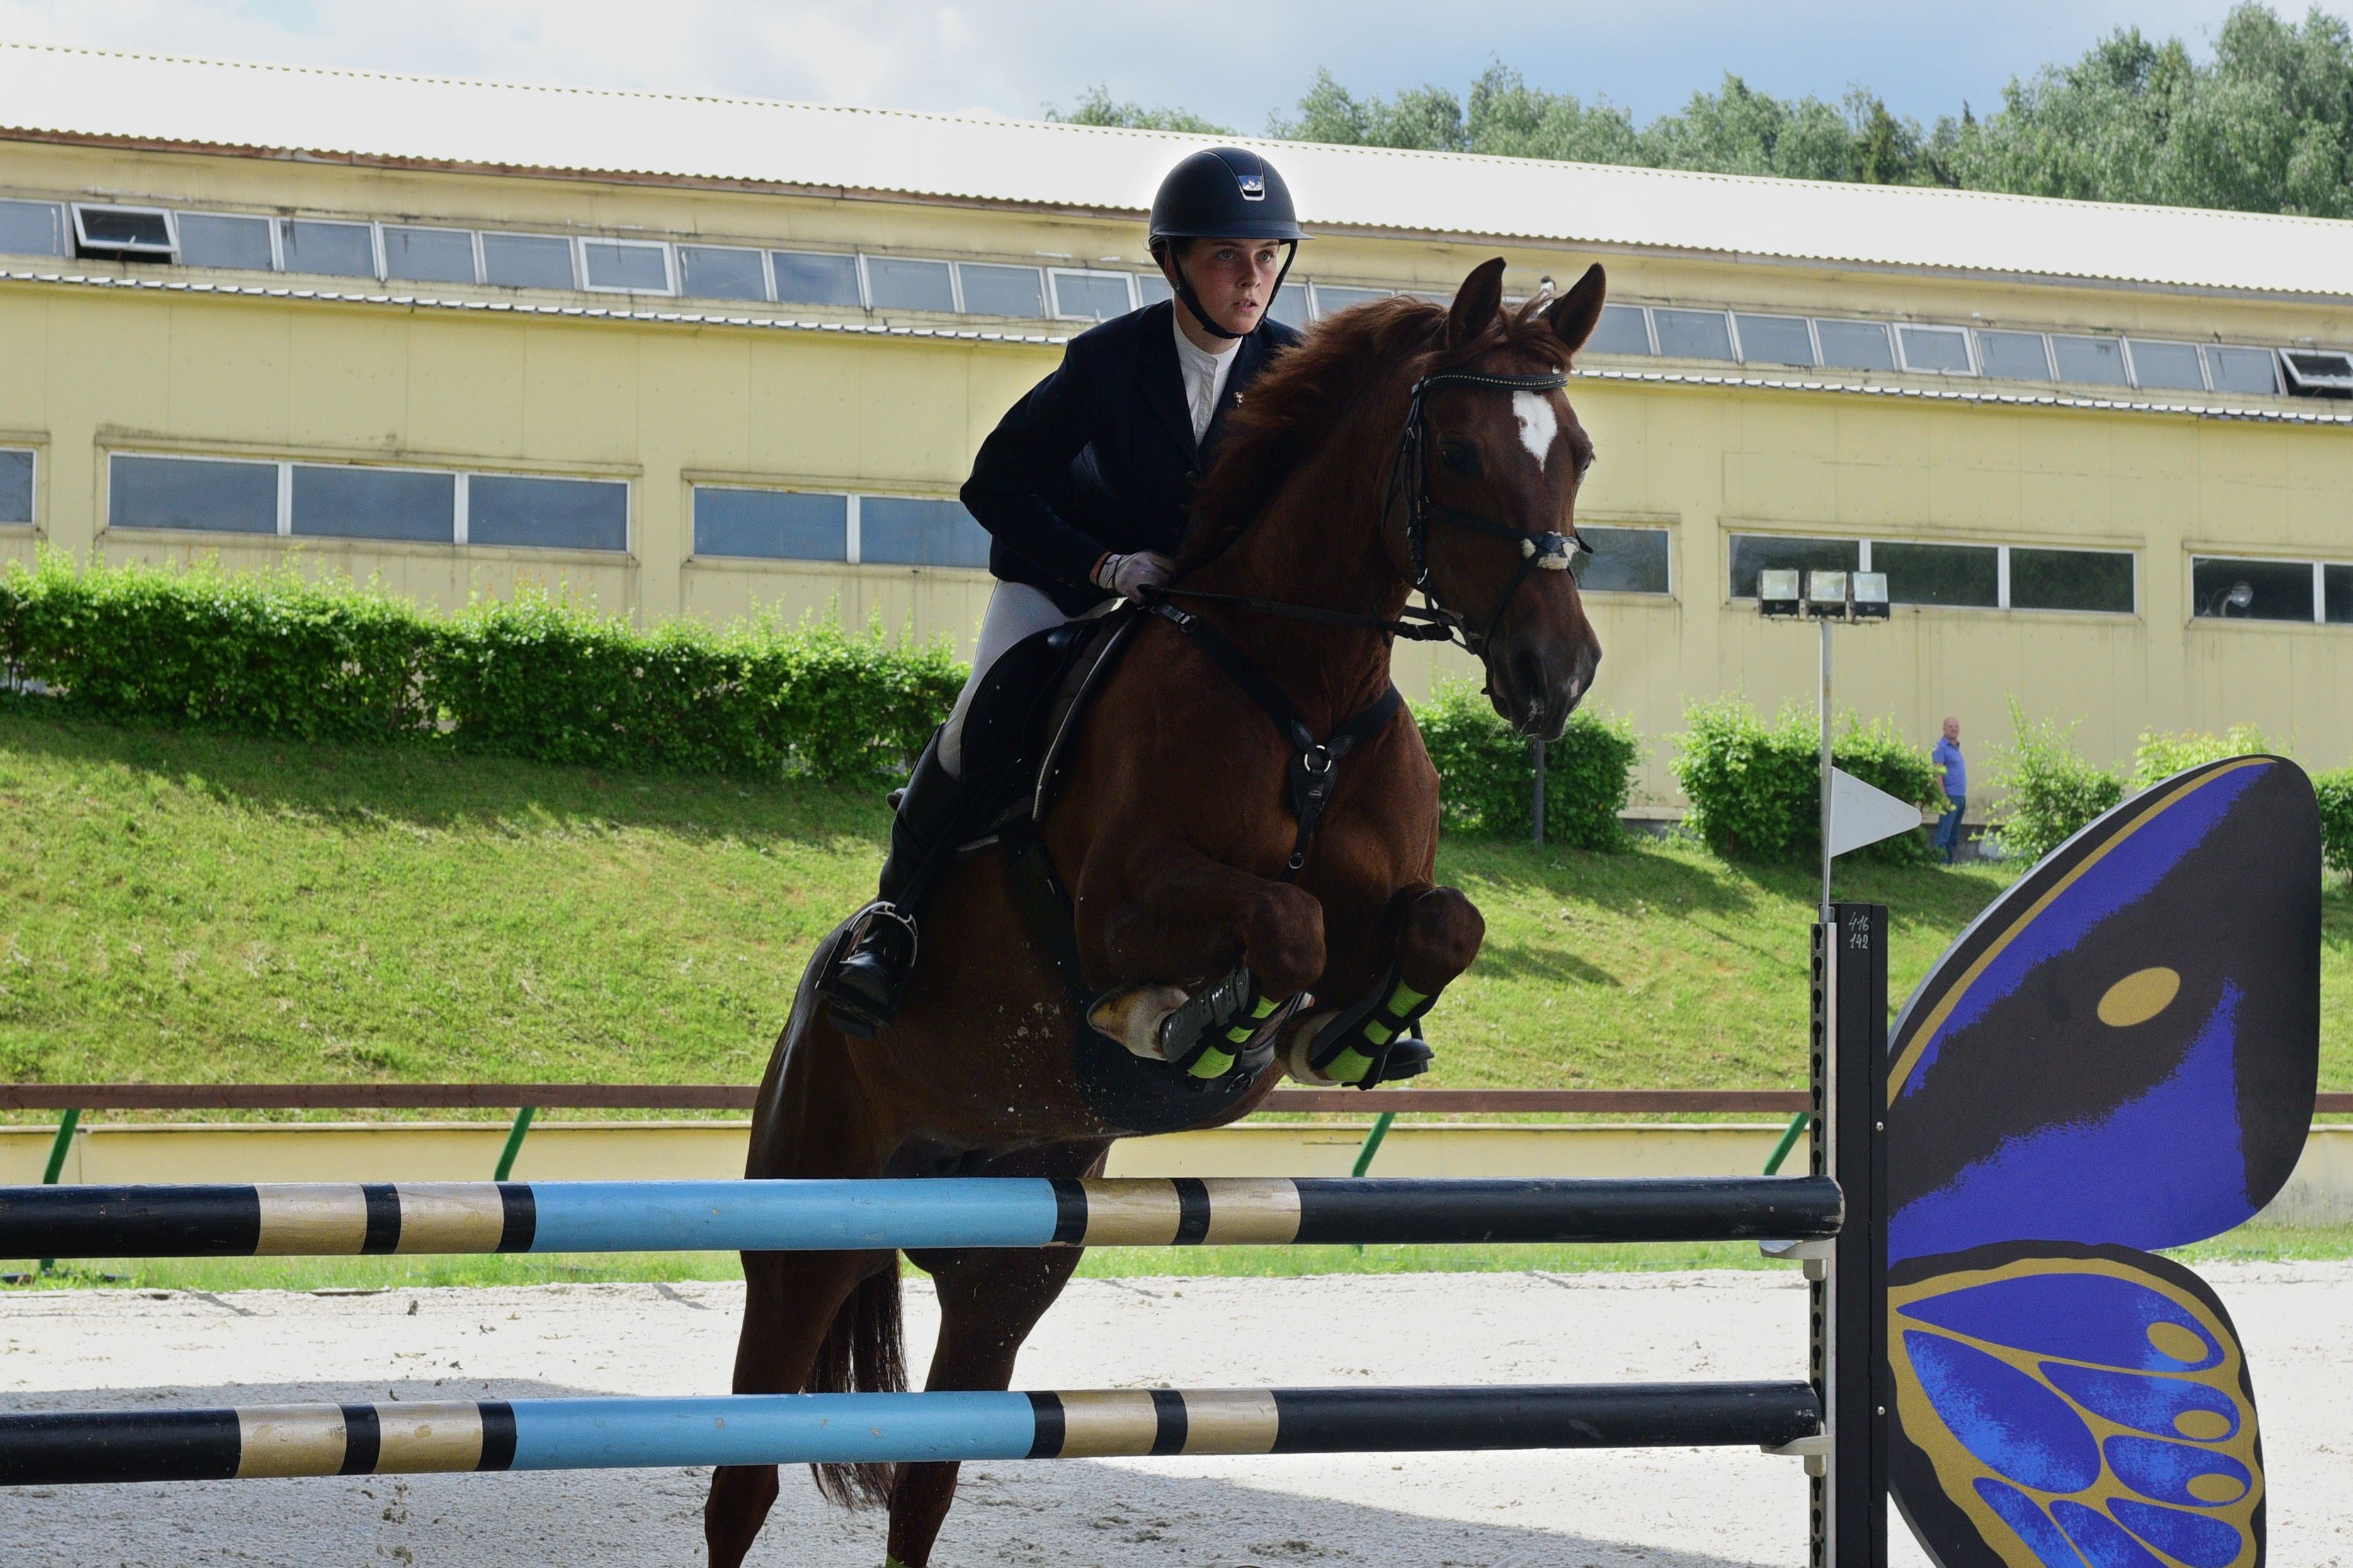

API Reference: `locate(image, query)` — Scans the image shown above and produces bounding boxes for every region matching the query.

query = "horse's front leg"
[1078,837,1326,1067]
[1282,882,1484,1086]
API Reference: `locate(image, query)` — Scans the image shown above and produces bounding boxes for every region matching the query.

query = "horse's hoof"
[1088,984,1191,1060]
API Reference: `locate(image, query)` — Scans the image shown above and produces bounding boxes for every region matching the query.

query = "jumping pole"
[0,1174,1840,1259]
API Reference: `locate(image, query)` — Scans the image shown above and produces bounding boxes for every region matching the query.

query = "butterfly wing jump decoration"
[1883,757,2322,1568]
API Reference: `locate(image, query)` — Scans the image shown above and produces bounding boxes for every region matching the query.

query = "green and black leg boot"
[818,730,971,1039]
[1288,964,1438,1087]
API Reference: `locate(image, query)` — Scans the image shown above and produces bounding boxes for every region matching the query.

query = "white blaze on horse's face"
[1512,390,1559,472]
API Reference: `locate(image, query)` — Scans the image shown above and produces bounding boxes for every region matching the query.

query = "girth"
[1148,601,1403,878]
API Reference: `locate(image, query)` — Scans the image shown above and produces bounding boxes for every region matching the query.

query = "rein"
[1151,364,1588,656]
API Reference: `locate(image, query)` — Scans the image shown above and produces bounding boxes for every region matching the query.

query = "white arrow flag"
[1828,767,1927,859]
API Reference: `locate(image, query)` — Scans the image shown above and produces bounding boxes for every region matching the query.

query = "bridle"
[1155,361,1589,658]
[1385,366,1590,657]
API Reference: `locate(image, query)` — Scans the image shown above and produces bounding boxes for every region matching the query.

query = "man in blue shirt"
[1932,717,1967,865]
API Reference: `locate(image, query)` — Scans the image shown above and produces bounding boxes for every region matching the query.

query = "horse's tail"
[807,1262,906,1509]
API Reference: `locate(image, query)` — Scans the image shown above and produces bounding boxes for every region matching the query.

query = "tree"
[1254,4,2353,216]
[1049,85,1231,136]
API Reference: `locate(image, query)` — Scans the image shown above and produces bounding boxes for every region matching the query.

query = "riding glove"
[1094,550,1176,599]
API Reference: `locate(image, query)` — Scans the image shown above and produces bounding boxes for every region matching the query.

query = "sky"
[0,1,2343,134]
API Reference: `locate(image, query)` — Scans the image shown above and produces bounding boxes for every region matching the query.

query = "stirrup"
[1289,965,1439,1088]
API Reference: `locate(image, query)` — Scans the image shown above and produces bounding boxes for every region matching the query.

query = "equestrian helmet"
[1148,148,1306,244]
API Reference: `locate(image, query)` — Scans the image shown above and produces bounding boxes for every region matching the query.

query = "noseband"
[1386,368,1590,657]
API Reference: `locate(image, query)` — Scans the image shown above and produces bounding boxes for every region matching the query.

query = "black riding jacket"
[960,301,1301,615]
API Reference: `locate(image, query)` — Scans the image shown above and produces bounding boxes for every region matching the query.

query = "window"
[481,232,576,290]
[1313,285,1389,317]
[1735,314,1813,367]
[694,487,849,560]
[0,448,31,525]
[1728,535,1859,598]
[678,245,769,302]
[109,454,279,534]
[865,256,955,312]
[1586,304,1652,356]
[2010,547,2133,613]
[1135,271,1173,308]
[290,465,455,542]
[1050,269,1136,322]
[468,474,628,552]
[1815,320,1896,372]
[2191,557,2316,621]
[2051,336,2128,386]
[1268,282,1309,329]
[0,198,63,256]
[1576,525,1670,594]
[580,239,671,293]
[2128,339,2205,392]
[282,220,377,278]
[2205,346,2278,396]
[381,226,476,285]
[1896,325,1973,375]
[2279,349,2353,396]
[1976,331,2053,381]
[959,263,1047,318]
[1653,309,1735,361]
[176,213,274,270]
[2328,564,2353,624]
[72,205,174,259]
[858,496,989,568]
[771,251,862,308]
[1872,540,1998,608]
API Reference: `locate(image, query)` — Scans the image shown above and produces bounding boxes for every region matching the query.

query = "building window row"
[2191,556,2353,623]
[1729,534,2136,615]
[1589,304,2284,397]
[0,447,31,525]
[692,486,990,569]
[106,453,630,553]
[1,196,1428,328]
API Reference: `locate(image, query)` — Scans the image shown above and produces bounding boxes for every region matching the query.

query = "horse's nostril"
[1511,646,1544,699]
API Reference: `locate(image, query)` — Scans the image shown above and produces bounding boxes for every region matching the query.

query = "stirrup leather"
[1299,964,1439,1087]
[1152,965,1290,1081]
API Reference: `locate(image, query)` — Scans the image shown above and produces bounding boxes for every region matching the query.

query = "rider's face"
[1170,238,1284,339]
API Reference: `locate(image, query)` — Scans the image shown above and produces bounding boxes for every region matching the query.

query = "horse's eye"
[1439,443,1479,477]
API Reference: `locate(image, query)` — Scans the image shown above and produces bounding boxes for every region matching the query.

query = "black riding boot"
[819,730,970,1038]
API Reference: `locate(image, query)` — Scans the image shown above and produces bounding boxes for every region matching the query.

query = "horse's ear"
[1545,264,1608,358]
[1446,258,1507,348]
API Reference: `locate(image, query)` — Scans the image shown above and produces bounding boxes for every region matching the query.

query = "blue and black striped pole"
[0,1174,1841,1261]
[0,1382,1823,1488]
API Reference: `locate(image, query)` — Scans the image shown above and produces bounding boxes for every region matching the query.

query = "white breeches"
[938,582,1115,778]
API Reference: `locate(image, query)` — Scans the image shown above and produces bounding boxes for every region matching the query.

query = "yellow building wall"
[6,139,2353,807]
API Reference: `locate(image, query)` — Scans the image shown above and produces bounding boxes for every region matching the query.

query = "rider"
[818,146,1308,1039]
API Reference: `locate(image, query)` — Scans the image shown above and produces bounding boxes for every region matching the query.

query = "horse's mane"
[1181,294,1570,571]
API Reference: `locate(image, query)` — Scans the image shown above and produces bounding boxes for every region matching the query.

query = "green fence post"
[1762,1109,1809,1176]
[493,1105,536,1182]
[1346,1110,1397,1257]
[37,1107,81,1275]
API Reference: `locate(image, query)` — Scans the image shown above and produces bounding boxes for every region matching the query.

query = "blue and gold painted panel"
[1881,758,2320,1568]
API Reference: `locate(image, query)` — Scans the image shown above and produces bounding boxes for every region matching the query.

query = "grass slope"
[4,705,2349,1101]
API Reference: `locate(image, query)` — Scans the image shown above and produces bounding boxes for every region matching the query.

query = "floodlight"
[1852,571,1891,620]
[1805,570,1848,616]
[1758,568,1802,617]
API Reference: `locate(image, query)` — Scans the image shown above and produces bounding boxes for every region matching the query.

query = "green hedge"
[0,555,962,782]
[1669,696,1943,865]
[1984,699,2128,863]
[1416,682,1640,850]
[2319,769,2353,880]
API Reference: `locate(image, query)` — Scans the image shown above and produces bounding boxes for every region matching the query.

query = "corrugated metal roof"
[7,41,2353,302]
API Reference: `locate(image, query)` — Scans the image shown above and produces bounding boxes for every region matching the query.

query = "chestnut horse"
[705,256,1608,1567]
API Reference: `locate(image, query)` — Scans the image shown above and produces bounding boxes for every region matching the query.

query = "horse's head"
[1399,258,1607,740]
